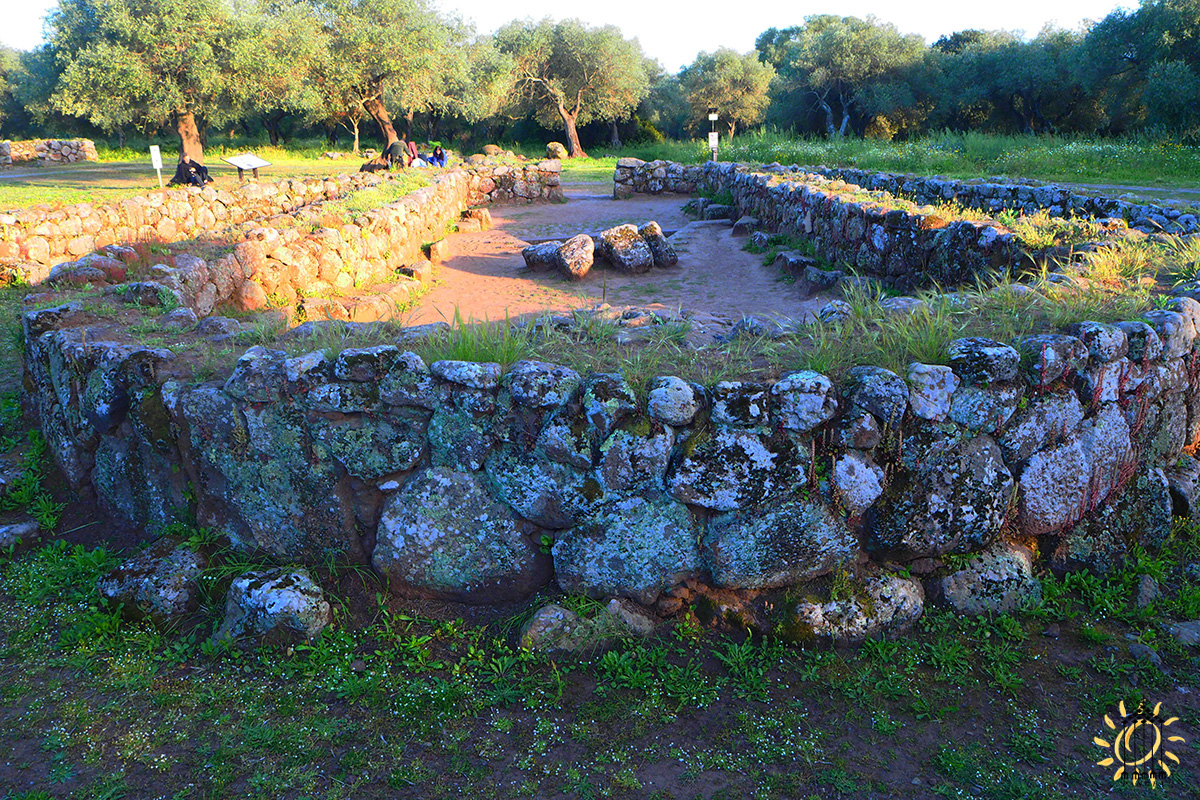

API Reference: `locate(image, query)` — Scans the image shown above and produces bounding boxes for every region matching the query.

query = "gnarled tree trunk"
[609,119,621,148]
[363,96,400,149]
[175,111,204,163]
[558,106,587,158]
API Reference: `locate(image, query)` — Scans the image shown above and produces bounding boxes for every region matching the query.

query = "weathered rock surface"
[519,599,657,653]
[941,542,1042,615]
[597,224,654,273]
[647,376,700,426]
[521,241,562,270]
[97,538,207,623]
[639,221,677,267]
[373,468,550,602]
[506,360,581,408]
[212,568,331,645]
[907,363,959,421]
[553,496,701,604]
[705,499,858,589]
[948,338,1020,384]
[668,428,806,511]
[771,371,837,432]
[786,574,924,643]
[555,234,594,280]
[0,520,39,551]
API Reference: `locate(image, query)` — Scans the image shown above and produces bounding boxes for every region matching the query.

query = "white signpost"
[222,152,273,183]
[149,145,163,188]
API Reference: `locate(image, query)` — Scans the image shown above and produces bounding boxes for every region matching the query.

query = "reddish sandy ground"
[402,183,828,327]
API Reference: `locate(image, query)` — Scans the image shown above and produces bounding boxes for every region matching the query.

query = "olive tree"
[495,18,649,157]
[679,48,773,138]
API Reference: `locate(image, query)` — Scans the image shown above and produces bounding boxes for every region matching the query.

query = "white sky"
[3,0,1134,72]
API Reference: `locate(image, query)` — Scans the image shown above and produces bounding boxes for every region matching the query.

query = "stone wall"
[1,158,563,287]
[1,139,99,168]
[616,159,1020,290]
[23,297,1200,614]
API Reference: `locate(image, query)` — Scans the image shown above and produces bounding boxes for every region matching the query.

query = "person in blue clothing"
[428,145,447,167]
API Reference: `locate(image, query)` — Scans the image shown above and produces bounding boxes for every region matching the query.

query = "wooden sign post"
[149,145,163,188]
[222,152,273,183]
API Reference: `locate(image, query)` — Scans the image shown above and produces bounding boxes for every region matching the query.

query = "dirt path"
[404,183,827,327]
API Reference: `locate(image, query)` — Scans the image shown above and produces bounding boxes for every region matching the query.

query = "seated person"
[428,146,447,167]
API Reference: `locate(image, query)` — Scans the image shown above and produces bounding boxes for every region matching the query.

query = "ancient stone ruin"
[1,138,99,168]
[15,153,1200,645]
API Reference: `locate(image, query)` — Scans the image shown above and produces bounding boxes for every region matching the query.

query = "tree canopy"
[679,49,773,138]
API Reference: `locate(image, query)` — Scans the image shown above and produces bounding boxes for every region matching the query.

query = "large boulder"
[868,428,1013,556]
[555,235,593,280]
[552,496,702,605]
[668,428,808,511]
[704,499,859,589]
[97,538,208,623]
[521,241,562,270]
[639,222,678,267]
[546,142,569,160]
[212,568,331,646]
[941,542,1042,615]
[784,574,924,644]
[597,224,655,274]
[373,468,550,602]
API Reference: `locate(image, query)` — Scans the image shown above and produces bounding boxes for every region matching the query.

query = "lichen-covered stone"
[506,360,581,408]
[771,371,837,431]
[378,351,436,408]
[711,381,769,427]
[212,568,331,645]
[0,520,38,550]
[428,401,495,472]
[373,468,550,602]
[553,496,701,604]
[1017,334,1088,389]
[224,346,287,402]
[519,599,656,653]
[597,224,654,273]
[786,574,924,644]
[485,446,606,528]
[1065,321,1128,363]
[869,429,1013,556]
[333,345,400,382]
[96,538,207,623]
[1166,454,1200,517]
[941,542,1041,615]
[948,337,1020,384]
[647,376,700,426]
[582,373,638,443]
[554,235,593,280]
[522,241,562,270]
[309,407,430,481]
[1051,466,1172,574]
[907,363,959,421]
[1018,403,1132,535]
[833,413,881,450]
[638,221,678,267]
[705,499,858,589]
[999,393,1085,468]
[1142,309,1195,359]
[668,428,807,511]
[1115,321,1163,362]
[430,360,501,390]
[833,451,886,515]
[597,423,672,495]
[949,383,1023,433]
[845,366,908,427]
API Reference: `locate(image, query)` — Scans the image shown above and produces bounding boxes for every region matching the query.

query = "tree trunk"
[609,119,621,148]
[428,111,442,140]
[403,108,415,140]
[726,121,736,139]
[816,94,838,138]
[559,109,587,158]
[352,119,360,155]
[264,110,286,146]
[363,96,400,148]
[116,129,126,148]
[175,111,204,163]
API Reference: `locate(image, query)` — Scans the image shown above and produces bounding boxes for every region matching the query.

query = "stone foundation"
[1,139,99,168]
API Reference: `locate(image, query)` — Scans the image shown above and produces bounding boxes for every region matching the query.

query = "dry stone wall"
[616,159,1019,290]
[1,139,99,168]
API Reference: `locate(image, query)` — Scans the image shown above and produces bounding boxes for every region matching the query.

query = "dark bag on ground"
[169,159,212,187]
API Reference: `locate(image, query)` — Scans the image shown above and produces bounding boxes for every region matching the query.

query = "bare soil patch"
[404,186,828,327]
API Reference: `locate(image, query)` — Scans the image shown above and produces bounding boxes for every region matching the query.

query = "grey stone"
[333,345,400,382]
[1136,574,1161,609]
[555,235,594,280]
[598,224,655,273]
[223,346,287,402]
[506,360,581,408]
[553,496,701,604]
[196,316,242,336]
[878,296,926,315]
[705,498,858,589]
[1064,321,1128,363]
[373,468,549,602]
[647,376,700,426]
[668,428,806,511]
[639,221,678,267]
[833,413,881,450]
[97,538,207,623]
[212,568,331,645]
[1167,620,1200,647]
[161,308,199,330]
[907,363,959,422]
[1115,321,1163,362]
[870,430,1013,556]
[485,446,605,529]
[731,216,760,235]
[1166,454,1200,517]
[787,574,924,644]
[999,393,1085,468]
[817,300,852,323]
[1142,309,1195,359]
[711,381,769,427]
[596,424,672,495]
[703,204,733,220]
[948,337,1020,384]
[845,366,908,427]
[1051,466,1172,574]
[430,360,501,390]
[519,599,657,653]
[1017,334,1088,389]
[771,371,837,432]
[940,542,1042,616]
[832,451,886,515]
[0,520,39,550]
[522,241,562,270]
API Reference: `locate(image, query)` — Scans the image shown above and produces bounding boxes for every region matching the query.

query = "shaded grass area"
[513,131,1200,192]
[0,516,1198,799]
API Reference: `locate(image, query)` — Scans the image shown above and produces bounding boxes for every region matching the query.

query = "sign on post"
[708,131,719,161]
[149,145,163,188]
[222,152,273,183]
